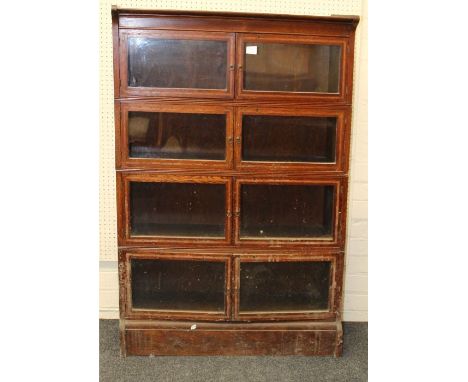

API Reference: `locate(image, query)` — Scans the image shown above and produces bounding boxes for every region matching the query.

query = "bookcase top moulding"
[113,7,360,25]
[113,8,359,36]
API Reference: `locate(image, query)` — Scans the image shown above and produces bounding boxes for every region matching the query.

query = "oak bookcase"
[112,8,359,356]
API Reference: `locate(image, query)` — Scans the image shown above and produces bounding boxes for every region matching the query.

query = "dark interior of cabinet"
[239,261,331,312]
[131,258,225,311]
[128,37,228,89]
[128,111,226,160]
[240,184,335,238]
[130,182,226,237]
[242,115,336,163]
[244,43,341,93]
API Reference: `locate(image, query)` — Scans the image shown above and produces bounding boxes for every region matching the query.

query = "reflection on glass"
[130,182,226,237]
[244,43,341,93]
[240,184,334,238]
[128,111,226,160]
[240,261,331,312]
[242,115,336,163]
[131,259,225,311]
[128,38,228,89]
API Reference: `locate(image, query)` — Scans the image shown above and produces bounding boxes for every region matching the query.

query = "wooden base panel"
[121,320,343,356]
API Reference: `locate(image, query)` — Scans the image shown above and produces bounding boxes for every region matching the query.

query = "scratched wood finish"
[125,328,338,356]
[119,102,352,173]
[117,172,348,248]
[123,320,341,356]
[112,8,359,357]
[119,248,342,322]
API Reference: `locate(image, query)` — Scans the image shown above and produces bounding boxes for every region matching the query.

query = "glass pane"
[240,261,331,312]
[242,115,336,163]
[131,259,225,311]
[240,184,334,238]
[243,43,341,93]
[130,182,226,237]
[128,111,226,160]
[128,38,228,89]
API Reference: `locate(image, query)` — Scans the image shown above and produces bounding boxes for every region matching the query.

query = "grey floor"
[100,320,367,382]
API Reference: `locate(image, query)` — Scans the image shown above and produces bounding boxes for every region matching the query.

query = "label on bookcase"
[246,45,258,55]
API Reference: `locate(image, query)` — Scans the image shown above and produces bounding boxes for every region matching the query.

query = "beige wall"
[99,0,368,321]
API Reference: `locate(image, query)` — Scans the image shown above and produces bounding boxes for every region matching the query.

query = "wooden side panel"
[111,8,120,98]
[334,320,344,357]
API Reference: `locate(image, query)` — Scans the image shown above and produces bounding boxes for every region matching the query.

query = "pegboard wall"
[99,0,364,260]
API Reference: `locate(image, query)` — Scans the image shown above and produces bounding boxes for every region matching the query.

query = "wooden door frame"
[233,176,346,247]
[231,252,341,321]
[117,172,233,246]
[119,29,236,99]
[119,249,232,321]
[118,101,234,170]
[233,106,349,173]
[235,33,350,103]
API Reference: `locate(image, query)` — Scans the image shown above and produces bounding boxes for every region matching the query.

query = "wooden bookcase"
[112,8,359,356]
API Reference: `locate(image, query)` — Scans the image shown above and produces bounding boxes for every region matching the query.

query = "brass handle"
[235,137,241,144]
[227,136,233,143]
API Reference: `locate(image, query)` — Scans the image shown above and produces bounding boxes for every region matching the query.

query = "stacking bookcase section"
[233,253,342,322]
[236,33,351,103]
[119,30,235,98]
[117,173,232,246]
[234,177,347,246]
[119,250,231,321]
[112,8,359,357]
[119,103,234,169]
[234,107,350,173]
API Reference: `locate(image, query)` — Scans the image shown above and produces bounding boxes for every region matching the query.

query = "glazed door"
[236,34,348,102]
[234,178,344,245]
[235,107,347,172]
[120,103,234,169]
[233,254,337,321]
[119,173,232,246]
[121,250,231,321]
[119,30,235,98]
